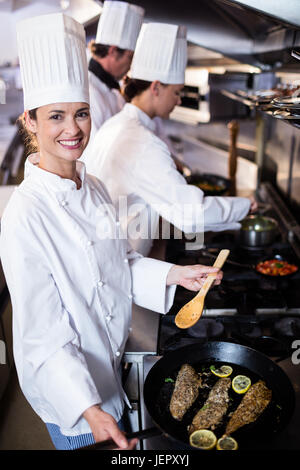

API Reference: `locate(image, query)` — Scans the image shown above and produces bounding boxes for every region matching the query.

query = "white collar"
[123,103,156,132]
[25,153,86,193]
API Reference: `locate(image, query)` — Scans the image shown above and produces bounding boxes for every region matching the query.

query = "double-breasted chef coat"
[85,59,176,162]
[84,103,251,256]
[0,154,176,436]
[88,58,125,142]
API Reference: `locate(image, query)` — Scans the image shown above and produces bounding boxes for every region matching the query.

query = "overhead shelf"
[221,89,300,129]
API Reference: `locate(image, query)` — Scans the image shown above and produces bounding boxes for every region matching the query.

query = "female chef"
[84,23,257,256]
[0,14,222,450]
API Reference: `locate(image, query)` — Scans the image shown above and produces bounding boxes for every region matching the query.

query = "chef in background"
[84,22,257,256]
[87,0,144,141]
[0,13,222,450]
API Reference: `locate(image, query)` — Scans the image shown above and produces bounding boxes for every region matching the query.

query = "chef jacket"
[84,59,172,159]
[0,154,176,436]
[88,58,125,142]
[83,103,251,255]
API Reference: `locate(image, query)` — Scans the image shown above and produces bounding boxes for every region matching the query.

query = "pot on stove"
[240,214,278,247]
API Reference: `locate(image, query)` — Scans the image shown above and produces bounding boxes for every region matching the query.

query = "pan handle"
[201,250,253,269]
[77,427,162,451]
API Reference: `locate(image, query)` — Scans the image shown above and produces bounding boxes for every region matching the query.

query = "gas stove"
[159,227,300,359]
[140,187,300,450]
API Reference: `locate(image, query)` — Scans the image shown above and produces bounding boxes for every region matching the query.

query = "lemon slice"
[189,429,217,450]
[216,436,238,450]
[210,365,233,378]
[232,375,251,394]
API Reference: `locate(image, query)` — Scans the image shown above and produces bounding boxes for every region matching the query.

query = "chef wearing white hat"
[84,22,257,256]
[0,13,222,450]
[87,0,144,140]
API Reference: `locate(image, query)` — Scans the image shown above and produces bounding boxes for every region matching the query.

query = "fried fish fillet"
[226,380,272,436]
[189,377,231,434]
[169,364,201,421]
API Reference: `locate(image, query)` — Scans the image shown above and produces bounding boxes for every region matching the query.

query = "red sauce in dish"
[256,259,298,276]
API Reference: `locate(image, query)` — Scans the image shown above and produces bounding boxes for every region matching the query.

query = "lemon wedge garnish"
[232,375,251,394]
[210,365,233,378]
[189,429,217,450]
[216,436,238,450]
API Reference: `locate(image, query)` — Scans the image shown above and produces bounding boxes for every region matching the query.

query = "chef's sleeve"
[0,225,101,430]
[126,246,176,314]
[134,142,251,233]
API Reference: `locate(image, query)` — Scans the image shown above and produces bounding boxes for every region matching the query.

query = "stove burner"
[187,319,224,338]
[216,282,287,313]
[238,323,262,338]
[238,245,267,255]
[274,317,300,337]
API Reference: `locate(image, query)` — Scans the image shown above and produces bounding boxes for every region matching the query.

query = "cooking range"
[140,183,300,451]
[160,231,300,359]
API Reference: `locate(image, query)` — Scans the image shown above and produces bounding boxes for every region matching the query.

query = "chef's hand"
[248,196,258,213]
[83,405,138,450]
[166,265,223,291]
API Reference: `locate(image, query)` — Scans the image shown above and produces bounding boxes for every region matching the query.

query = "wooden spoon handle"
[196,249,230,298]
[228,120,239,196]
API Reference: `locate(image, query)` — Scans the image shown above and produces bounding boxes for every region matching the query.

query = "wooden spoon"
[175,249,230,329]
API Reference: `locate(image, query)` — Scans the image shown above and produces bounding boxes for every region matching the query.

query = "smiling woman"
[19,104,91,186]
[23,103,91,188]
[0,9,222,452]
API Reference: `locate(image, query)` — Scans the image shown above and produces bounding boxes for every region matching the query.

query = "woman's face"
[155,83,183,119]
[26,102,91,163]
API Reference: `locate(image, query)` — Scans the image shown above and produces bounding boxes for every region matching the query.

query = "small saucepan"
[240,215,279,247]
[186,173,231,196]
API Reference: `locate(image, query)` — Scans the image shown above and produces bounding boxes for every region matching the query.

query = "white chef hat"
[95,1,144,51]
[16,13,89,111]
[130,23,187,84]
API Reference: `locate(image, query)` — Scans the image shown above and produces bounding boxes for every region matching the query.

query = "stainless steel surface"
[133,0,299,69]
[258,182,300,258]
[123,261,163,447]
[125,305,160,355]
[225,0,300,28]
[240,214,278,247]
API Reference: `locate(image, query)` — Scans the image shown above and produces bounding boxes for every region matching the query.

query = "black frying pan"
[254,254,299,279]
[202,250,299,280]
[80,341,295,451]
[186,173,230,196]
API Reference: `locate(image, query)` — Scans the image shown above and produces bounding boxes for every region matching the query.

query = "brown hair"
[88,40,126,59]
[123,77,152,102]
[17,108,38,154]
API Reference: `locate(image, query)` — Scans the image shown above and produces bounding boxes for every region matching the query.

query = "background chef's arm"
[134,143,251,232]
[0,229,101,430]
[127,248,176,314]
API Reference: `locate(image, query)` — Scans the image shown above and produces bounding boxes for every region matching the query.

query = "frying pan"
[80,341,295,451]
[186,173,230,196]
[201,250,299,280]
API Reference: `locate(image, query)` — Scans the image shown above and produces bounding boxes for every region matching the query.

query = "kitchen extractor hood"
[2,0,102,25]
[133,0,300,70]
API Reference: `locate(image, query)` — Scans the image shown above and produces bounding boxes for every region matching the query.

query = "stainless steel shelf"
[221,89,300,130]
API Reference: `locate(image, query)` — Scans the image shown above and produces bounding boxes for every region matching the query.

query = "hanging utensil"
[228,120,239,196]
[175,249,230,329]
